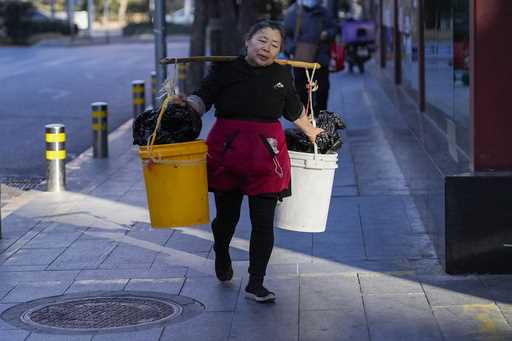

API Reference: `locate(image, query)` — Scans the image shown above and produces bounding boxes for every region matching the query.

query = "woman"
[174,20,323,303]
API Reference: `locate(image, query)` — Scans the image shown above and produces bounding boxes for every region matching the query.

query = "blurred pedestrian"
[284,0,337,115]
[345,27,372,74]
[170,20,323,303]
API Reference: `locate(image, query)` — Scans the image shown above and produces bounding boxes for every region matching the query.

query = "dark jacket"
[284,4,337,67]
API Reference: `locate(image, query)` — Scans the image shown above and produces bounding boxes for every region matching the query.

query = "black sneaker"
[215,259,233,282]
[245,285,276,303]
[214,245,233,282]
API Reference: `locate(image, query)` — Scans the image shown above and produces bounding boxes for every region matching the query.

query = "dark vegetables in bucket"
[285,110,346,154]
[133,102,202,146]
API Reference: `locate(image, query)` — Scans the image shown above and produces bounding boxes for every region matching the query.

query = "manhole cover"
[1,291,204,335]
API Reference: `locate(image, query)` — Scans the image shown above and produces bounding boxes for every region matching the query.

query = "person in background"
[345,27,372,74]
[171,20,323,303]
[284,0,337,115]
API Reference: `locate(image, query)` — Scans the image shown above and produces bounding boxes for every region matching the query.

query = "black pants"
[211,191,277,277]
[294,66,330,115]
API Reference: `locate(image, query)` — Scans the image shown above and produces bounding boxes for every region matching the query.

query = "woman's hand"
[304,126,325,144]
[168,94,187,106]
[293,112,325,144]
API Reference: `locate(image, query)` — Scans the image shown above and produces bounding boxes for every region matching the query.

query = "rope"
[304,65,319,156]
[145,60,179,164]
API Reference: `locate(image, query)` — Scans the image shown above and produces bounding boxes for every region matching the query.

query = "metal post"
[103,0,110,43]
[177,64,186,94]
[92,102,109,158]
[67,0,75,40]
[132,80,145,118]
[154,0,167,89]
[151,71,157,109]
[45,124,66,192]
[87,0,94,38]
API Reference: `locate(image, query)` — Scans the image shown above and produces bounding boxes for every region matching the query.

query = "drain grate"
[24,296,182,330]
[1,291,204,335]
[0,176,45,191]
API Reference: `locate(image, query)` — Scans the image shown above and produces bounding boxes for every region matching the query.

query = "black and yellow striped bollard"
[178,63,186,94]
[92,102,109,158]
[45,124,66,192]
[151,71,157,109]
[132,80,145,118]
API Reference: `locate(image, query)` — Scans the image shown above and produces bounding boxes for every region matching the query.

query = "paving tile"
[364,294,443,341]
[302,258,413,275]
[42,222,89,233]
[164,230,213,253]
[99,245,158,269]
[180,277,241,312]
[364,232,436,259]
[231,275,299,341]
[161,311,232,341]
[0,270,79,284]
[359,273,423,295]
[421,277,494,306]
[0,304,17,329]
[0,282,16,300]
[2,280,71,303]
[3,248,66,266]
[300,308,369,341]
[27,333,94,341]
[312,232,366,260]
[480,275,512,306]
[48,240,117,270]
[300,274,361,310]
[91,327,163,341]
[76,267,187,281]
[0,265,48,272]
[269,246,313,264]
[0,329,30,341]
[23,232,82,249]
[126,228,174,246]
[66,279,128,293]
[433,304,512,338]
[125,278,185,294]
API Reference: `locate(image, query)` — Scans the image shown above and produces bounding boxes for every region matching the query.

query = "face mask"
[301,0,318,8]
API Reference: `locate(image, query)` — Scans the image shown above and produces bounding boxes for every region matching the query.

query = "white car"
[165,8,194,25]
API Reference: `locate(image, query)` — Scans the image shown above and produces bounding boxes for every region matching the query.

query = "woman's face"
[245,28,282,67]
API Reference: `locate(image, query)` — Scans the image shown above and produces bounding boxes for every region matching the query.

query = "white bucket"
[275,150,338,233]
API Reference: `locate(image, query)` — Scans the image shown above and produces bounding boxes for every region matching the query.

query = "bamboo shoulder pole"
[160,56,321,70]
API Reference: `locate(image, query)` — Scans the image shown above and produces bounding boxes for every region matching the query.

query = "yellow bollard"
[91,102,109,158]
[45,124,66,192]
[132,80,145,118]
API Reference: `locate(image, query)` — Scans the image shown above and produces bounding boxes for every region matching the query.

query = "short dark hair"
[245,20,285,51]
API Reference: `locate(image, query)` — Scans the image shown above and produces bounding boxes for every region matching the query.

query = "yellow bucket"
[139,140,209,228]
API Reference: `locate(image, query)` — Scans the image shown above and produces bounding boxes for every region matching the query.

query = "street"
[0,37,189,180]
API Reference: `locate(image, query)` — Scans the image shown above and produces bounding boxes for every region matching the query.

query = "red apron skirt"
[206,118,291,197]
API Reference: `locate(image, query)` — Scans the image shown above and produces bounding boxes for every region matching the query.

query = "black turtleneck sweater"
[192,56,304,122]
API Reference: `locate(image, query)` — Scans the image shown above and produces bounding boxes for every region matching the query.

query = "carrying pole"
[160,56,321,70]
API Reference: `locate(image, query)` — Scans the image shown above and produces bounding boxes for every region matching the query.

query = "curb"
[0,118,135,220]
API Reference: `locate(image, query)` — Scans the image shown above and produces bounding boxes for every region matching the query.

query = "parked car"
[165,8,194,25]
[27,8,79,34]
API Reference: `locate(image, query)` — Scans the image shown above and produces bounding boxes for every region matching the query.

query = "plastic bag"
[132,102,202,146]
[285,110,346,154]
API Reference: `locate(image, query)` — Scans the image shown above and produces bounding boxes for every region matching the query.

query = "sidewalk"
[1,66,512,340]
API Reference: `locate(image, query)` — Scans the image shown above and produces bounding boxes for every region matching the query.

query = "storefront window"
[453,0,470,129]
[400,0,420,94]
[383,0,395,78]
[424,0,454,117]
